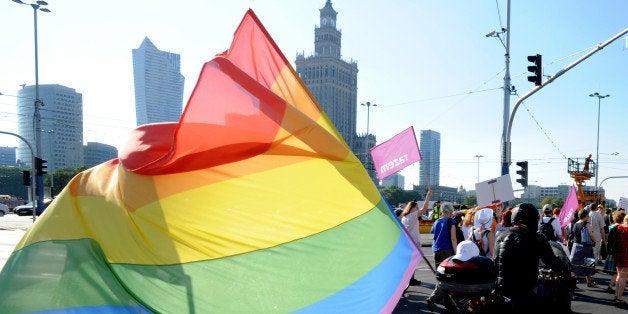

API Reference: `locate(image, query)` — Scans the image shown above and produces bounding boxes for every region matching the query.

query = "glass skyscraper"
[16,84,84,169]
[419,130,440,187]
[132,37,184,126]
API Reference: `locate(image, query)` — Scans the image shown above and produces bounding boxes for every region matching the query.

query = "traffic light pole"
[0,131,37,222]
[501,27,628,175]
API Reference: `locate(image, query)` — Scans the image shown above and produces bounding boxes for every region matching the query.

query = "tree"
[0,166,29,199]
[553,197,564,209]
[46,166,88,196]
[380,185,405,207]
[463,194,477,207]
[541,197,554,208]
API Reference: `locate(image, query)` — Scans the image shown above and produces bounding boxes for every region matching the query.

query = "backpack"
[580,222,594,246]
[539,217,557,241]
[454,224,464,244]
[471,228,490,256]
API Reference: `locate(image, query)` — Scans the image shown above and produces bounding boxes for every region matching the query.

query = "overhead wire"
[495,0,504,30]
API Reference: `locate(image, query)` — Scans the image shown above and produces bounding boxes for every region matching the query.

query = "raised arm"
[418,189,433,216]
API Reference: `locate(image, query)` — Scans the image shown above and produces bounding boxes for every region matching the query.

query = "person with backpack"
[569,208,598,287]
[469,207,495,258]
[493,203,569,313]
[538,205,562,242]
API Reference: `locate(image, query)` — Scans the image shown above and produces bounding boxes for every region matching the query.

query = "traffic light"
[516,161,528,187]
[527,54,542,86]
[22,170,31,186]
[35,157,47,176]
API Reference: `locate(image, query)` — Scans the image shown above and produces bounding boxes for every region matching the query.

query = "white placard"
[619,197,628,210]
[475,174,515,207]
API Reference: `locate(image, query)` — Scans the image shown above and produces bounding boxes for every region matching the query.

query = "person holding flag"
[400,189,433,286]
[400,189,433,248]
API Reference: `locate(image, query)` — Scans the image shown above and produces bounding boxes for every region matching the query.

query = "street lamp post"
[12,0,51,213]
[474,154,484,182]
[360,101,377,175]
[589,92,610,192]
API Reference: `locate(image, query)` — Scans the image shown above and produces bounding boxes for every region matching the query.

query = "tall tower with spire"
[315,1,341,58]
[295,1,372,180]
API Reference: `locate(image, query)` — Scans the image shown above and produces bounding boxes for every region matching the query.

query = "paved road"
[0,215,625,312]
[0,213,32,270]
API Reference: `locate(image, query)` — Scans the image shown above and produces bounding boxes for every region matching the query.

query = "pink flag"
[559,185,579,228]
[370,126,421,180]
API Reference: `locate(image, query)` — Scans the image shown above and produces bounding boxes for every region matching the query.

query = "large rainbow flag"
[0,10,420,313]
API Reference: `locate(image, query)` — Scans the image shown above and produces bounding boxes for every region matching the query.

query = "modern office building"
[16,84,84,169]
[414,185,466,204]
[419,130,440,187]
[132,37,185,126]
[382,173,405,189]
[295,0,359,151]
[521,184,581,205]
[84,142,118,168]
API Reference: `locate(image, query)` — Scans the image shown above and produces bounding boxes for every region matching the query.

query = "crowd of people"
[396,195,628,309]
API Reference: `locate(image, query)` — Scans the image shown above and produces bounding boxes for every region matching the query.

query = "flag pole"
[421,163,431,191]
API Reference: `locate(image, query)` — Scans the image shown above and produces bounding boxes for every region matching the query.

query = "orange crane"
[567,156,604,206]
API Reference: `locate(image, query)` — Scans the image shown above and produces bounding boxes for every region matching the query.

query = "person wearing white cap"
[452,239,480,261]
[426,240,480,310]
[468,207,495,258]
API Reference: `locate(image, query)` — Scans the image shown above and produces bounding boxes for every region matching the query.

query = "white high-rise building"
[132,37,184,126]
[419,130,440,187]
[16,84,84,169]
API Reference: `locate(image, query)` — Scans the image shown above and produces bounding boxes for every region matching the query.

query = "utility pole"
[486,0,511,176]
[501,0,511,176]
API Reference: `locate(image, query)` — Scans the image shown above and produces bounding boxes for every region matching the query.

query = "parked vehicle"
[0,204,8,217]
[13,200,51,216]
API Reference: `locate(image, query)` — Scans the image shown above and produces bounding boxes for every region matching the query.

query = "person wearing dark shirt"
[493,203,569,312]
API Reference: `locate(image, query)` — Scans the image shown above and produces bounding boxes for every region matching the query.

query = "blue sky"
[1,0,627,202]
